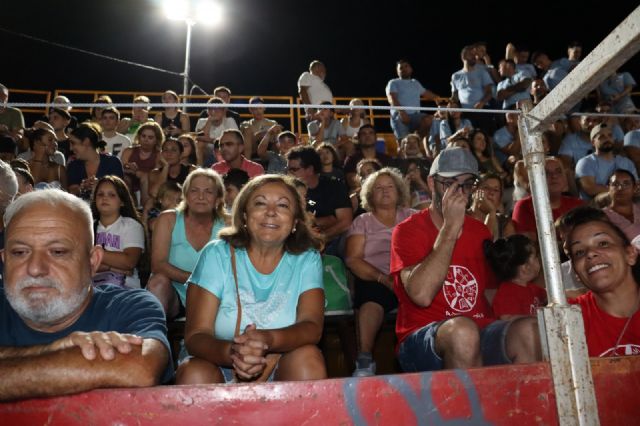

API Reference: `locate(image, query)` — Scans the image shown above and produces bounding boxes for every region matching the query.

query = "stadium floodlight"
[162,0,224,101]
[163,0,189,21]
[196,1,223,26]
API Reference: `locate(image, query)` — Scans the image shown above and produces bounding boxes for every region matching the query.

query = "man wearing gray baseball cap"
[390,147,541,372]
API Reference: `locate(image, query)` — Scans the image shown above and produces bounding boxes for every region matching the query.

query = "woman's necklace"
[612,288,640,356]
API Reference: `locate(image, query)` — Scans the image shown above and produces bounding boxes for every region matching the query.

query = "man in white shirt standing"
[298,60,333,120]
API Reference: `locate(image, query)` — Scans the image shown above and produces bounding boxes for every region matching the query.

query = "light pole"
[182,19,194,99]
[163,0,224,100]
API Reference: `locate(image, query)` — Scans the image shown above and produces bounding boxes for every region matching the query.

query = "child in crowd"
[90,175,145,289]
[484,234,547,319]
[222,168,250,213]
[144,180,183,234]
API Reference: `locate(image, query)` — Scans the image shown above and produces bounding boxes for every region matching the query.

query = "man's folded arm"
[0,338,168,402]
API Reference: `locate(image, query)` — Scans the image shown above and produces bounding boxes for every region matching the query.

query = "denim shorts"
[219,365,278,383]
[397,318,512,372]
[390,112,427,139]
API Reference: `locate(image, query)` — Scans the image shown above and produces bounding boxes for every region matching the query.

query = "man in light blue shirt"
[554,41,582,73]
[576,123,637,200]
[558,116,595,167]
[493,112,521,166]
[451,45,495,133]
[622,118,640,173]
[386,59,439,140]
[451,46,495,109]
[496,59,532,109]
[599,71,637,114]
[531,51,569,91]
[507,43,537,79]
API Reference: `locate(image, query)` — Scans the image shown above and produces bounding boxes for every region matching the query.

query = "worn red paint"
[1,357,638,425]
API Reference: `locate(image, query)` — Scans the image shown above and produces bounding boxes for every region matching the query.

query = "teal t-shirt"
[169,210,225,306]
[188,240,323,341]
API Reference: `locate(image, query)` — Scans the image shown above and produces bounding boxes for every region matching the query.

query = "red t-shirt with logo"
[570,292,640,357]
[390,210,496,346]
[492,281,547,318]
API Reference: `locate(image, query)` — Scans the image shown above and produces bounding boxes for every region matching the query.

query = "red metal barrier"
[1,356,638,425]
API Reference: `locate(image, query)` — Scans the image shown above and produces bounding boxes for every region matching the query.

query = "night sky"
[2,0,639,106]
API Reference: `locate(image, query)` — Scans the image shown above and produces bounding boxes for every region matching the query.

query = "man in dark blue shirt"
[0,189,172,401]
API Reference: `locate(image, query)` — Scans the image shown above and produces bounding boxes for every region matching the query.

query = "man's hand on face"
[441,182,467,236]
[48,331,144,361]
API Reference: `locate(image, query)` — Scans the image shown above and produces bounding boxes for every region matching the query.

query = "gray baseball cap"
[590,123,610,141]
[429,147,479,177]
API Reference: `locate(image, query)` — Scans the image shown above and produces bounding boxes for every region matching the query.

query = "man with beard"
[211,129,264,178]
[390,147,540,372]
[576,123,637,200]
[0,189,172,401]
[343,125,392,190]
[451,46,496,134]
[386,59,439,140]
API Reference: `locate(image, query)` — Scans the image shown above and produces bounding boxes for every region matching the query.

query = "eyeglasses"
[609,181,634,190]
[434,177,477,192]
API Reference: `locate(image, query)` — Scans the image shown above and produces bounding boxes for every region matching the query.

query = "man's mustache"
[15,277,62,292]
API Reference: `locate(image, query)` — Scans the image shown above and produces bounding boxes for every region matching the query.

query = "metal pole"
[518,100,599,425]
[517,112,566,305]
[182,19,194,106]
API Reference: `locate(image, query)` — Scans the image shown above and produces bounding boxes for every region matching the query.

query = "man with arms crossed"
[0,189,171,401]
[391,147,540,371]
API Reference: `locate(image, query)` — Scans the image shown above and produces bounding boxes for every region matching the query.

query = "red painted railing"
[1,356,638,425]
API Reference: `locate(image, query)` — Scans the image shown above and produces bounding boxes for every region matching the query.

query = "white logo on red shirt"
[599,344,640,357]
[443,265,479,313]
[529,297,543,315]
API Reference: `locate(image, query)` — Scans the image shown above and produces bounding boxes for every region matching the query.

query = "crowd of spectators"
[0,38,639,399]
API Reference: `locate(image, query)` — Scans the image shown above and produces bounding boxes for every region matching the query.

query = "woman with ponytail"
[67,122,124,200]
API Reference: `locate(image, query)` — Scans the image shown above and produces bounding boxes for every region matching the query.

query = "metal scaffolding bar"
[518,6,640,424]
[519,101,599,426]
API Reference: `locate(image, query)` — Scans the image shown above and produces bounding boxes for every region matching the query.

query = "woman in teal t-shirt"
[176,175,326,384]
[147,168,227,319]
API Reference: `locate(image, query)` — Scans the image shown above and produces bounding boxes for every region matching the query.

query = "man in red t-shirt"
[391,147,541,372]
[212,129,265,178]
[512,156,583,240]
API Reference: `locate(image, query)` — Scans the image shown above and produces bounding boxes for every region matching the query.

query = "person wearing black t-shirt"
[287,146,352,256]
[343,124,392,191]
